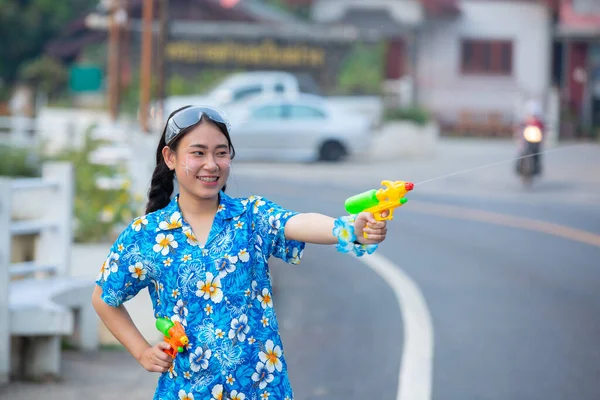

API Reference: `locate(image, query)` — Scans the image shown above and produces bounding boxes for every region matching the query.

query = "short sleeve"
[95,224,151,307]
[252,196,305,264]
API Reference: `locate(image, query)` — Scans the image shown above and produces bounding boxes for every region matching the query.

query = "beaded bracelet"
[332,215,378,257]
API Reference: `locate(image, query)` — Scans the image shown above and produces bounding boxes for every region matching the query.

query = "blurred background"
[1,0,600,399]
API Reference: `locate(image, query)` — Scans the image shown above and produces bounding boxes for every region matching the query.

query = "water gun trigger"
[374,209,394,221]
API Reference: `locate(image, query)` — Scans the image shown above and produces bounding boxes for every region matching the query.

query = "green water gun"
[156,317,189,358]
[345,180,414,222]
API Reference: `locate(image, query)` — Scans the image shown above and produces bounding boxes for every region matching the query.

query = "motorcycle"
[516,119,543,187]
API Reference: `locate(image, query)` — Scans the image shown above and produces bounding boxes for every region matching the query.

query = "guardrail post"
[36,162,74,277]
[0,178,11,385]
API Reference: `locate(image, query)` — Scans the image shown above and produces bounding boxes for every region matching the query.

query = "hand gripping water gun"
[345,180,414,224]
[155,317,189,358]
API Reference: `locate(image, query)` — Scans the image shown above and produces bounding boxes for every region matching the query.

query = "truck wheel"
[319,140,346,162]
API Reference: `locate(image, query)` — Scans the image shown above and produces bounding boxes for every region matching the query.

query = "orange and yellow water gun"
[344,180,414,223]
[155,317,189,358]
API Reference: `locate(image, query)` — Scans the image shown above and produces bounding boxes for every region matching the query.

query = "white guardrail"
[0,162,73,385]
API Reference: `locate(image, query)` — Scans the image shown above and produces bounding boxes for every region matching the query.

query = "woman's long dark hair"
[145,105,236,214]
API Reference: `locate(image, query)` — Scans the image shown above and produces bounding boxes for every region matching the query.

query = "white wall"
[36,107,113,154]
[312,0,424,26]
[416,0,552,122]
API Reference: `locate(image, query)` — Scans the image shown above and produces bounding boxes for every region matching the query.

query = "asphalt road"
[2,158,599,400]
[227,175,600,400]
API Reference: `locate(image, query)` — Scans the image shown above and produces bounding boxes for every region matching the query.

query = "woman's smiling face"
[163,120,232,200]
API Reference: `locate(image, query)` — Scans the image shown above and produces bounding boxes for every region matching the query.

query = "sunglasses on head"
[166,106,231,145]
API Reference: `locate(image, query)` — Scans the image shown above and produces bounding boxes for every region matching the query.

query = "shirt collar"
[215,190,246,220]
[154,191,246,232]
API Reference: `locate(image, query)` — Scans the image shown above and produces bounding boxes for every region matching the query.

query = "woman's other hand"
[138,342,173,373]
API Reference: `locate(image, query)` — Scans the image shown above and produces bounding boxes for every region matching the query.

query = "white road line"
[359,253,434,400]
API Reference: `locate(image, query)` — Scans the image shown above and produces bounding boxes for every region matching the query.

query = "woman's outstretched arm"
[284,211,388,245]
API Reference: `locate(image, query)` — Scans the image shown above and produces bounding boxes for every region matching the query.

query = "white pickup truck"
[162,71,383,126]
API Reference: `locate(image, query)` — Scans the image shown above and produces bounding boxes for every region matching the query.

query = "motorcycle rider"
[515,100,544,176]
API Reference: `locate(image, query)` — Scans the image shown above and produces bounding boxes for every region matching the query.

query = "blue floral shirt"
[96,191,305,400]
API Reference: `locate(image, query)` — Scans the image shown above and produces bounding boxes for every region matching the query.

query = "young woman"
[92,105,388,400]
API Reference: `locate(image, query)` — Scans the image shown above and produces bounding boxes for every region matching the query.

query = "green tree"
[337,42,386,95]
[18,55,69,99]
[0,0,96,87]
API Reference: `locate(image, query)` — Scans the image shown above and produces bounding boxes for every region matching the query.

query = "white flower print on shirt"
[189,346,212,372]
[153,233,178,256]
[178,389,194,400]
[228,314,250,342]
[177,262,203,297]
[208,225,235,258]
[251,361,274,390]
[172,299,188,327]
[214,343,243,372]
[197,319,218,346]
[230,390,245,400]
[159,211,182,230]
[257,288,273,309]
[99,252,119,281]
[100,287,126,308]
[240,195,256,207]
[259,340,283,373]
[182,225,199,246]
[252,198,266,214]
[196,272,223,303]
[131,216,148,231]
[268,214,281,235]
[128,262,147,280]
[250,281,259,300]
[211,384,223,400]
[290,247,302,264]
[169,363,178,379]
[215,255,237,278]
[238,249,250,262]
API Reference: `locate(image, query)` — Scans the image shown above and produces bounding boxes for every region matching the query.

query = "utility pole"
[86,1,127,122]
[120,3,132,94]
[139,0,154,132]
[107,1,121,122]
[156,0,169,123]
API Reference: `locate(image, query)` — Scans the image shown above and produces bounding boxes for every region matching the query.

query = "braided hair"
[145,106,236,214]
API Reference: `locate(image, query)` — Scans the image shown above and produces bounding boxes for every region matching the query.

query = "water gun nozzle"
[405,182,414,191]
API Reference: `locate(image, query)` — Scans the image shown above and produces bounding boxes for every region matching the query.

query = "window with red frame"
[461,40,513,75]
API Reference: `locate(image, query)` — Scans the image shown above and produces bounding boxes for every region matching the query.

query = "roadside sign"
[69,65,103,92]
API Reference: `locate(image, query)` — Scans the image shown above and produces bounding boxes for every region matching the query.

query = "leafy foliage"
[49,127,141,243]
[0,143,41,177]
[384,107,432,126]
[0,0,96,86]
[337,42,386,95]
[17,55,69,98]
